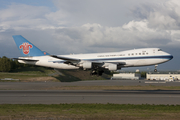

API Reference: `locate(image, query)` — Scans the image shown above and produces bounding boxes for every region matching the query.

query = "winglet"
[12,35,50,57]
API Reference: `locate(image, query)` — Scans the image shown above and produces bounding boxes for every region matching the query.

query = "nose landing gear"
[154,65,158,72]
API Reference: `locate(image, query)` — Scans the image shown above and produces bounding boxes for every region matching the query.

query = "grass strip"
[0,104,180,120]
[0,67,56,80]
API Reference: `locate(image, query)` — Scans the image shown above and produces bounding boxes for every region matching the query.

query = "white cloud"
[131,0,180,30]
[38,22,169,55]
[0,3,68,31]
[45,10,68,26]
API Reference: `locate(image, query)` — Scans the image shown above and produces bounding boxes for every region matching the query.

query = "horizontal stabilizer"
[13,58,39,62]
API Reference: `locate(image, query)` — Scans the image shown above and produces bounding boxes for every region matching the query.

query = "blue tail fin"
[12,35,50,57]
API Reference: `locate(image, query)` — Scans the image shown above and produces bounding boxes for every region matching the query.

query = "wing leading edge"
[50,55,126,67]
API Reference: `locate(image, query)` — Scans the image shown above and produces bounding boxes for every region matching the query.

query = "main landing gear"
[90,69,104,76]
[154,65,158,72]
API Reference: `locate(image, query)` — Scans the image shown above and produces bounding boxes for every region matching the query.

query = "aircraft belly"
[54,63,79,69]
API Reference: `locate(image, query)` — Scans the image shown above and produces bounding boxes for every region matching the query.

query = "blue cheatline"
[82,55,173,61]
[12,35,50,57]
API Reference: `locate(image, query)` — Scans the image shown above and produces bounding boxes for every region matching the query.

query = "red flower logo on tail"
[19,42,33,55]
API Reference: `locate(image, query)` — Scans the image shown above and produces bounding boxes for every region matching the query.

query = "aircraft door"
[153,49,156,55]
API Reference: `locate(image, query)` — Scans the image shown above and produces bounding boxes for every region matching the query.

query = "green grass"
[0,67,109,82]
[64,69,110,80]
[0,67,56,81]
[0,104,180,120]
[11,66,55,74]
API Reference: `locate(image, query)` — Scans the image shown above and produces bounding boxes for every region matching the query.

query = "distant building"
[111,73,141,80]
[146,73,180,81]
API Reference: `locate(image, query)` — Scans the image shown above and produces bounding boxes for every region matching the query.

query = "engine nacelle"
[108,64,117,71]
[83,62,92,69]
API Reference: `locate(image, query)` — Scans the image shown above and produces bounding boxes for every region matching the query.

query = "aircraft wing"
[50,55,105,64]
[50,55,126,66]
[50,55,80,61]
[50,55,81,65]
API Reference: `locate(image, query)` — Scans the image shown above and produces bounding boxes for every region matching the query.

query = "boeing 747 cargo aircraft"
[13,35,173,76]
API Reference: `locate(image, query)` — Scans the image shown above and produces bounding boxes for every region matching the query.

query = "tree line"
[0,56,31,72]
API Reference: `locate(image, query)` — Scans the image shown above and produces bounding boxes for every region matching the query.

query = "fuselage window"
[146,53,148,55]
[158,49,162,51]
[139,53,141,55]
[128,54,130,56]
[143,53,145,55]
[136,53,137,55]
[132,53,134,55]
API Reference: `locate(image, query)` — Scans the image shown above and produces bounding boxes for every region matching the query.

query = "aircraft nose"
[164,51,173,60]
[169,55,173,60]
[166,53,173,60]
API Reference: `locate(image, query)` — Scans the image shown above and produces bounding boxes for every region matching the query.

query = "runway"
[1,90,180,104]
[1,80,180,90]
[1,80,180,104]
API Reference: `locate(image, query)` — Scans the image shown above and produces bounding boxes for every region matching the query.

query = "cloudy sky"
[0,0,179,71]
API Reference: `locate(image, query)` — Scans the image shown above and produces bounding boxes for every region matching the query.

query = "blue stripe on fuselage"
[82,55,173,61]
[49,55,173,63]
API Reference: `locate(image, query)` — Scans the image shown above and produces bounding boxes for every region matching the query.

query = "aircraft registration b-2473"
[13,35,173,76]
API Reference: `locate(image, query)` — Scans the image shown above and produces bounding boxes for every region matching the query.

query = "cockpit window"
[158,49,162,51]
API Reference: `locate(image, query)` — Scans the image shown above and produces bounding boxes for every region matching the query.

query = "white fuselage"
[18,48,173,70]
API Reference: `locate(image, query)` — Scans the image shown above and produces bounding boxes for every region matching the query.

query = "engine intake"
[108,64,117,71]
[83,62,92,69]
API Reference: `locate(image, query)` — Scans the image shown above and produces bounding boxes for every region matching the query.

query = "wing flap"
[50,55,80,66]
[108,62,126,65]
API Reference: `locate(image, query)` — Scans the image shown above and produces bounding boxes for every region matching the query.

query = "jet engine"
[83,62,92,69]
[108,64,117,71]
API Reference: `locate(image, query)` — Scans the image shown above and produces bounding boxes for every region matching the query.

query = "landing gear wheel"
[97,70,104,76]
[90,70,96,75]
[154,65,158,72]
[90,69,104,76]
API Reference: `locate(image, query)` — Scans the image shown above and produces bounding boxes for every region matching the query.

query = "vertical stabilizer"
[12,35,49,57]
